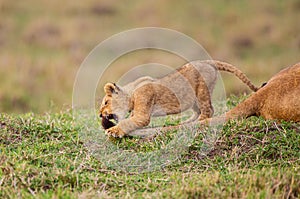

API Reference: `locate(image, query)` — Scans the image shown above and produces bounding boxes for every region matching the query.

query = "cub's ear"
[104,83,121,96]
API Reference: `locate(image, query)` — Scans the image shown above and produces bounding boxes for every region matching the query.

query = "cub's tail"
[201,60,259,92]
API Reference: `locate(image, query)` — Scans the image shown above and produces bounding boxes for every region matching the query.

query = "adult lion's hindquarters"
[205,62,300,124]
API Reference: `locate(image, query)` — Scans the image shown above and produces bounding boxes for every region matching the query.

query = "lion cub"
[99,60,258,137]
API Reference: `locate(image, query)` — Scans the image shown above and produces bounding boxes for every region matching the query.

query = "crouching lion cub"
[99,60,259,138]
[201,62,300,124]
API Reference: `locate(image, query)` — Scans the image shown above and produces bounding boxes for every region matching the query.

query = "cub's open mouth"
[101,114,118,130]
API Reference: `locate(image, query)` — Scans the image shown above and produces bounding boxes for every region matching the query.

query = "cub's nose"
[99,113,102,118]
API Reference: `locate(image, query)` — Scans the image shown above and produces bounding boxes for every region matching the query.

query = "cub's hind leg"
[195,76,214,121]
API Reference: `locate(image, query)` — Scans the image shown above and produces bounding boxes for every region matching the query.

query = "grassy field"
[0,96,299,198]
[0,1,299,198]
[0,0,300,112]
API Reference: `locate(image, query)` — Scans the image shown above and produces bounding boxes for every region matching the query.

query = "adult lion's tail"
[201,60,259,92]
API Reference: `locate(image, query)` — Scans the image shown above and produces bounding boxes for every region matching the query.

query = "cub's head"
[99,83,130,129]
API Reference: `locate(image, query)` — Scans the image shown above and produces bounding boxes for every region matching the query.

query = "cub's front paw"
[105,126,126,138]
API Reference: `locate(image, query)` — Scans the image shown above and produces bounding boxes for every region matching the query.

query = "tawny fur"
[134,62,300,138]
[99,60,258,138]
[202,62,300,124]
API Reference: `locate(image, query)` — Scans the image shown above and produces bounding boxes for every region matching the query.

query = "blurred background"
[0,0,299,113]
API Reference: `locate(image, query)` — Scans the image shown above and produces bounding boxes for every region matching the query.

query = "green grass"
[1,1,299,197]
[0,97,299,198]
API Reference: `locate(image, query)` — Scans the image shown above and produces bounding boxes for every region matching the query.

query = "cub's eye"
[104,101,108,105]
